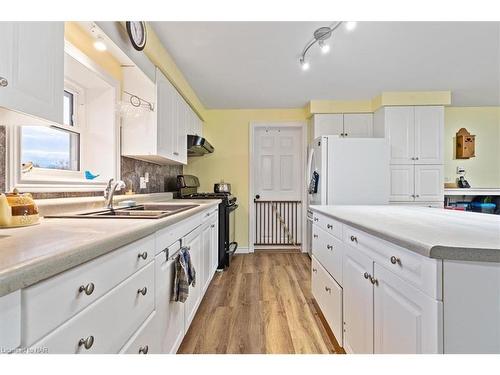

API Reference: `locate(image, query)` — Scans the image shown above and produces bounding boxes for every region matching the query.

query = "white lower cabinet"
[373,264,442,354]
[119,312,159,354]
[210,216,219,273]
[342,246,374,354]
[390,164,443,203]
[183,225,203,332]
[201,223,212,292]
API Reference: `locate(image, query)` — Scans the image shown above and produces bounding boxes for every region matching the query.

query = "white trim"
[235,246,250,254]
[248,121,307,254]
[445,188,500,196]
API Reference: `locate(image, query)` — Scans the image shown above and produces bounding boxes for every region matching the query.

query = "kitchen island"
[309,205,500,354]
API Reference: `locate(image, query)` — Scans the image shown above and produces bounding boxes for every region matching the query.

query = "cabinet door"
[414,106,443,164]
[210,217,219,274]
[343,246,374,354]
[313,114,343,138]
[155,249,185,354]
[343,113,373,138]
[385,107,415,164]
[119,312,159,354]
[0,22,63,124]
[183,227,203,331]
[389,165,415,202]
[177,100,187,164]
[201,224,211,293]
[414,165,443,202]
[374,264,442,354]
[156,69,175,159]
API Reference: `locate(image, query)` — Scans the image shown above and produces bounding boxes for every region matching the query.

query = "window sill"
[14,180,107,193]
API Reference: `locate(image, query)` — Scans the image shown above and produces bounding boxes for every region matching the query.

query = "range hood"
[187,135,214,156]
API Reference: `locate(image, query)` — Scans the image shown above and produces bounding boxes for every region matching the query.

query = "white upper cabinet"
[0,22,64,124]
[375,106,444,165]
[311,113,373,139]
[414,106,444,164]
[343,113,373,138]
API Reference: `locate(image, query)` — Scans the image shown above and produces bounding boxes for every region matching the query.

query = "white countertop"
[0,198,219,297]
[309,205,500,262]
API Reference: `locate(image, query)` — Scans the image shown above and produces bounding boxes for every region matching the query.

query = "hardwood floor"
[178,252,341,354]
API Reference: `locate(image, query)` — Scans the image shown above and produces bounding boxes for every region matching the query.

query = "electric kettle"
[0,188,40,228]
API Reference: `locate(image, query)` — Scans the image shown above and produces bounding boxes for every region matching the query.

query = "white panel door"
[313,114,343,138]
[155,249,185,354]
[254,126,303,201]
[374,264,442,354]
[343,246,374,354]
[156,69,175,160]
[414,106,443,164]
[0,22,64,124]
[389,165,415,202]
[343,113,373,138]
[385,107,415,164]
[414,165,443,202]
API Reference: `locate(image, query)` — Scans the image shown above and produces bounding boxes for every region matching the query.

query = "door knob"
[137,251,148,260]
[79,283,95,296]
[137,287,148,296]
[390,256,401,265]
[255,194,260,199]
[0,77,8,87]
[138,345,149,354]
[78,336,94,350]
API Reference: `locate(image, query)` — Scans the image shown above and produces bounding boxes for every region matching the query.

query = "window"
[63,90,75,126]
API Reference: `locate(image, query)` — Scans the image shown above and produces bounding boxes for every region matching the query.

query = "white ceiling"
[150,22,500,108]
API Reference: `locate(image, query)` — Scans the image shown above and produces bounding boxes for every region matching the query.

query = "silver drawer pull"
[327,224,333,229]
[390,256,401,265]
[313,234,318,238]
[312,268,317,273]
[369,276,379,286]
[139,345,149,354]
[137,287,148,296]
[324,286,331,293]
[211,224,215,228]
[0,77,8,87]
[173,152,179,155]
[78,283,95,296]
[327,244,333,250]
[314,217,318,222]
[138,251,148,260]
[78,336,94,350]
[350,235,357,243]
[363,272,370,280]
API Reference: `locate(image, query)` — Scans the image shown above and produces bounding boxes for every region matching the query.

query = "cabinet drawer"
[22,234,155,346]
[343,225,441,299]
[156,214,202,255]
[312,211,343,240]
[0,290,21,351]
[30,262,155,354]
[119,311,159,354]
[312,225,343,284]
[311,256,343,346]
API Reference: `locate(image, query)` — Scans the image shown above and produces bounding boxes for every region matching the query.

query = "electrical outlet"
[144,172,149,183]
[140,176,147,189]
[456,166,466,174]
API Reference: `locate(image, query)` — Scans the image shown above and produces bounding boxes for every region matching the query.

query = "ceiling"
[150,22,500,108]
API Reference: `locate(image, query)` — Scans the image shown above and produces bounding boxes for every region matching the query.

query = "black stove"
[177,175,238,270]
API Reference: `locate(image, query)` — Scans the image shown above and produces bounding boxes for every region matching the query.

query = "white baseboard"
[235,246,250,254]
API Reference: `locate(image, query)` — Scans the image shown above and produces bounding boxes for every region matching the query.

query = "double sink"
[45,203,199,220]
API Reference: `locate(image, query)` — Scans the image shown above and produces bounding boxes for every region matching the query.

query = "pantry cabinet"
[311,113,373,139]
[0,22,64,124]
[389,164,443,202]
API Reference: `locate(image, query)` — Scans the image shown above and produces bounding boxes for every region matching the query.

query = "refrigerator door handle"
[306,147,315,189]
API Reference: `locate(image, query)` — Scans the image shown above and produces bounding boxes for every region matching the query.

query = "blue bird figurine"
[84,170,100,180]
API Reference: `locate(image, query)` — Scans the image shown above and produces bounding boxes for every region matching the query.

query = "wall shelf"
[445,188,500,196]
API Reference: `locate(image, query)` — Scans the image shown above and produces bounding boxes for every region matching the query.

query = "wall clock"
[126,21,147,51]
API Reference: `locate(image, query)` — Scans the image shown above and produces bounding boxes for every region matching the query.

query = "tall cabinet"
[374,106,444,206]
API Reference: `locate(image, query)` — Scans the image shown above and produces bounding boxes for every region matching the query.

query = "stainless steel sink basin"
[44,204,199,219]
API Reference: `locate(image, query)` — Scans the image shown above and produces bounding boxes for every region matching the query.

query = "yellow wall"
[444,107,500,188]
[64,22,123,82]
[184,108,308,248]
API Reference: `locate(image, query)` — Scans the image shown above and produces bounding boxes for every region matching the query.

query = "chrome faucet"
[104,178,126,209]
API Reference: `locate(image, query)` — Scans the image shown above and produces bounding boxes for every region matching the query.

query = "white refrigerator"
[305,135,390,254]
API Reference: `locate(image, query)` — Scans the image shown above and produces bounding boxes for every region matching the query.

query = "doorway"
[249,122,306,252]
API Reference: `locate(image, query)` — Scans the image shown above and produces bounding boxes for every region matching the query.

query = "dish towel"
[172,248,196,303]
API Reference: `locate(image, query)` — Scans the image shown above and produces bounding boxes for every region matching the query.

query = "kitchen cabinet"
[342,246,374,354]
[187,108,203,136]
[311,113,373,139]
[183,225,203,331]
[0,22,64,124]
[119,312,159,354]
[201,223,212,292]
[390,164,443,202]
[210,216,219,274]
[373,264,441,354]
[375,106,443,165]
[0,290,20,351]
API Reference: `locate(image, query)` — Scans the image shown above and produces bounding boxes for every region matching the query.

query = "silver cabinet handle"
[411,194,416,198]
[0,77,8,87]
[313,217,318,222]
[363,272,370,279]
[137,287,148,296]
[138,251,148,260]
[350,235,357,243]
[78,336,94,350]
[313,234,318,238]
[324,286,331,293]
[411,157,415,160]
[327,224,333,229]
[138,345,149,354]
[369,276,379,286]
[415,194,420,198]
[211,224,215,228]
[312,268,317,273]
[390,256,401,265]
[79,283,95,296]
[173,152,179,156]
[326,244,333,250]
[415,157,419,160]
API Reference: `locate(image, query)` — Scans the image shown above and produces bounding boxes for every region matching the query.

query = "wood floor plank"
[177,252,339,354]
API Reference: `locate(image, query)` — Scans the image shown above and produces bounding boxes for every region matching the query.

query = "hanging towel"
[183,247,196,287]
[172,247,197,303]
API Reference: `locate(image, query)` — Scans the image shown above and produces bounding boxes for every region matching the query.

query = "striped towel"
[172,248,196,303]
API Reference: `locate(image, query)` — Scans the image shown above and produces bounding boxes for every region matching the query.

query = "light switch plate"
[140,177,147,189]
